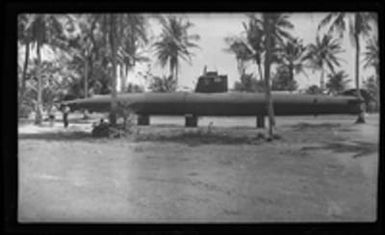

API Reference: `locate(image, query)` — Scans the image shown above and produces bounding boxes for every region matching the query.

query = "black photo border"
[3,0,384,234]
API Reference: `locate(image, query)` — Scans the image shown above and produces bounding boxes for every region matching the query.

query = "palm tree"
[318,12,377,123]
[153,15,200,89]
[224,37,254,77]
[243,17,265,81]
[92,14,149,125]
[23,14,65,125]
[65,14,98,99]
[18,15,32,116]
[277,38,308,84]
[91,14,119,125]
[305,34,344,92]
[325,71,351,95]
[363,37,379,84]
[246,13,293,139]
[116,14,149,92]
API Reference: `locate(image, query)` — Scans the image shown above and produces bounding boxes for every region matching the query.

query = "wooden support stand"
[185,114,198,127]
[256,115,265,128]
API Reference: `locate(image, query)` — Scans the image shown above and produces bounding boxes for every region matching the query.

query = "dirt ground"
[18,114,379,223]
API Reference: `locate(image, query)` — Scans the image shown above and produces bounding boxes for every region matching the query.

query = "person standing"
[48,105,57,127]
[62,105,70,128]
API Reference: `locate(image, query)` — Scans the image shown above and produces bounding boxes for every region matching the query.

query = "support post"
[256,115,265,128]
[185,114,198,127]
[137,114,150,126]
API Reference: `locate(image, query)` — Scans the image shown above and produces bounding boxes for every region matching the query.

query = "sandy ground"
[18,114,379,223]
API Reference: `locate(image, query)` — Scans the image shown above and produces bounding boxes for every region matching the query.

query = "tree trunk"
[320,69,325,92]
[175,59,179,91]
[19,42,30,116]
[82,56,90,120]
[84,56,88,98]
[109,14,118,126]
[34,42,43,125]
[120,64,126,93]
[257,62,263,82]
[354,31,365,123]
[263,14,276,139]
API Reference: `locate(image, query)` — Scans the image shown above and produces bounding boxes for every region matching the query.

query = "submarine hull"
[62,92,362,116]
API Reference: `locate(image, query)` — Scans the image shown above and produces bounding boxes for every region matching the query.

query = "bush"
[305,85,323,95]
[91,122,110,137]
[18,102,34,118]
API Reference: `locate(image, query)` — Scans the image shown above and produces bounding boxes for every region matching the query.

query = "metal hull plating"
[62,92,362,116]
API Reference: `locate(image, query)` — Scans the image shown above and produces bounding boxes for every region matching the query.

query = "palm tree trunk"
[84,57,88,98]
[257,62,263,82]
[175,59,179,91]
[354,32,365,123]
[19,42,30,116]
[34,42,43,125]
[263,14,276,139]
[82,56,90,120]
[320,69,325,92]
[109,14,118,126]
[289,63,294,87]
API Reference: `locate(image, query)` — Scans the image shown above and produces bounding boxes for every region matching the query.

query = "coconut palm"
[116,14,149,92]
[22,14,66,125]
[242,17,265,81]
[244,13,294,138]
[153,15,200,89]
[224,37,254,77]
[18,15,32,115]
[277,38,308,84]
[318,12,377,123]
[363,37,379,83]
[325,71,351,95]
[305,34,344,92]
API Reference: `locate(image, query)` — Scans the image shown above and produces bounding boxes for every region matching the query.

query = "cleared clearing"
[18,114,378,222]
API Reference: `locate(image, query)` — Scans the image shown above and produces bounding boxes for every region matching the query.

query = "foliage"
[325,71,351,95]
[318,12,377,122]
[232,73,264,92]
[124,83,145,93]
[363,37,379,79]
[305,34,344,90]
[276,38,308,82]
[305,85,323,95]
[153,15,200,85]
[148,75,177,92]
[363,76,379,112]
[272,66,298,91]
[224,37,254,76]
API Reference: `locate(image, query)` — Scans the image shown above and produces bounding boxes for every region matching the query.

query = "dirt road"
[18,114,379,222]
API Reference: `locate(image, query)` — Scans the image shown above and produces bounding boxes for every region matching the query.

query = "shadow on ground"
[18,128,270,146]
[291,122,341,131]
[134,130,268,146]
[18,131,94,142]
[302,141,378,158]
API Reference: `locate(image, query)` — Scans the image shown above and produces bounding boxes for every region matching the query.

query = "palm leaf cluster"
[318,12,378,123]
[326,71,351,95]
[305,34,344,90]
[153,15,200,86]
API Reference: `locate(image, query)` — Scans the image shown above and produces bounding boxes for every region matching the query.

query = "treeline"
[225,14,378,101]
[18,14,200,124]
[18,13,379,137]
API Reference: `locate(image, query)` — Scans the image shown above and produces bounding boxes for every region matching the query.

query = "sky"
[20,13,378,92]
